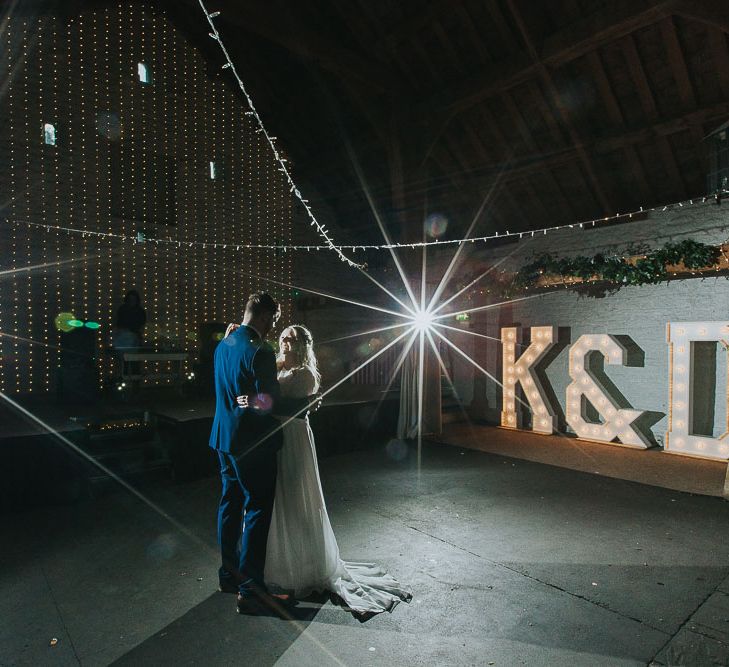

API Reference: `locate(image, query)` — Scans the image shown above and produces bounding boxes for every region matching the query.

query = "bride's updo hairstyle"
[279,324,321,393]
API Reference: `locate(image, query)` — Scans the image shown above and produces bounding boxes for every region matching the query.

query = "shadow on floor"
[111,592,332,666]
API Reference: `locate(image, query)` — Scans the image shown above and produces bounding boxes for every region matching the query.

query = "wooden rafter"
[427,101,729,196]
[541,0,678,67]
[417,0,677,116]
[674,0,729,34]
[585,50,655,203]
[660,16,706,164]
[220,4,394,92]
[505,0,613,214]
[621,33,688,197]
[707,28,729,102]
[371,1,445,55]
[527,80,566,147]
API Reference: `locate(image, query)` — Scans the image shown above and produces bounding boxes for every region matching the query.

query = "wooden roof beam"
[418,0,678,116]
[219,6,395,92]
[707,28,729,102]
[674,0,729,34]
[541,0,678,66]
[622,33,688,197]
[505,0,613,213]
[439,100,729,189]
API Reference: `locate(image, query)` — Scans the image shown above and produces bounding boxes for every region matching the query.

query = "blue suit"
[209,325,288,595]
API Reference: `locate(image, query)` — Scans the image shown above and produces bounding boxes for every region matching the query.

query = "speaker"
[198,321,226,363]
[196,322,226,395]
[57,326,98,404]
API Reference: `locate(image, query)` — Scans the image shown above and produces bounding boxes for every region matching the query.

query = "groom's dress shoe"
[218,579,239,594]
[236,591,292,618]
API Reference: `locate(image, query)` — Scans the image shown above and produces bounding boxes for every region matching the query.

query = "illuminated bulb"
[616,419,624,427]
[581,377,589,385]
[585,338,593,346]
[676,420,685,428]
[540,419,548,426]
[507,367,515,375]
[517,367,524,374]
[674,438,685,447]
[676,402,685,409]
[697,441,706,450]
[677,346,685,354]
[507,332,515,340]
[676,328,685,336]
[529,392,537,400]
[699,328,707,336]
[676,366,685,374]
[507,390,514,397]
[507,356,514,363]
[412,309,434,331]
[676,383,685,391]
[611,350,620,358]
[525,378,533,386]
[536,331,543,339]
[535,344,544,352]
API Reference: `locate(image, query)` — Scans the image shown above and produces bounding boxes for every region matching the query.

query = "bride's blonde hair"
[278,324,321,392]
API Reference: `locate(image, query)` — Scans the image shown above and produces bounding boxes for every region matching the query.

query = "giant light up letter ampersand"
[665,322,729,461]
[501,326,557,434]
[565,334,651,447]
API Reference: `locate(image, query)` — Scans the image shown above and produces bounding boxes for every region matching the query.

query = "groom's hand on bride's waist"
[308,393,323,413]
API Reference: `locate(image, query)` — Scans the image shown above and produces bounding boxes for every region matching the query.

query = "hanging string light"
[198,1,362,268]
[8,192,727,254]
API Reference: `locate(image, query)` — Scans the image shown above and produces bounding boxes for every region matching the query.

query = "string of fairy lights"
[198,0,362,269]
[0,2,293,393]
[6,192,727,255]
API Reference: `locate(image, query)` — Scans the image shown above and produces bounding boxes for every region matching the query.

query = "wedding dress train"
[264,368,412,615]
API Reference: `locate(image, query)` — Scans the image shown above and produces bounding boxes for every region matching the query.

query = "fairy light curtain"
[0,2,293,393]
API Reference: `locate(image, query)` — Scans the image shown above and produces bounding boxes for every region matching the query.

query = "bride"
[238,324,412,616]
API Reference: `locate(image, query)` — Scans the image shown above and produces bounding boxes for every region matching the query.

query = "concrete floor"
[3,440,729,666]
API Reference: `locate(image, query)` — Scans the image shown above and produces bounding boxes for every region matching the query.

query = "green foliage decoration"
[514,240,722,291]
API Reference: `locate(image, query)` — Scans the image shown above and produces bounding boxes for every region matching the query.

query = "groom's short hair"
[245,292,280,319]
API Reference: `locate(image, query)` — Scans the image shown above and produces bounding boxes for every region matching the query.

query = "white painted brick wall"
[436,201,729,446]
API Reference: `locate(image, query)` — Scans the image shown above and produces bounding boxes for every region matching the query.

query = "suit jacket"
[209,324,291,456]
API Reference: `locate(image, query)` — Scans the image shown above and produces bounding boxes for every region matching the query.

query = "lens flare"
[424,213,448,239]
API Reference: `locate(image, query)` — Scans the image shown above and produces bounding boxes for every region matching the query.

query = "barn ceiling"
[48,0,729,249]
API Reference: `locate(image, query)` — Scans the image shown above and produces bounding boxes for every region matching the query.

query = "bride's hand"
[224,323,240,338]
[236,394,250,409]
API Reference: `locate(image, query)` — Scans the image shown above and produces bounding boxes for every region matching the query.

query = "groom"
[209,292,305,615]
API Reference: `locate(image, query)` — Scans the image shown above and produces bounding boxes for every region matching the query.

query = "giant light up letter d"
[665,322,729,461]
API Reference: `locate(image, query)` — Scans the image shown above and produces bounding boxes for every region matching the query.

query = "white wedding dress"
[264,367,412,615]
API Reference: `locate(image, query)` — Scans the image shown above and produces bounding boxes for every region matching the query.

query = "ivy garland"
[514,240,722,290]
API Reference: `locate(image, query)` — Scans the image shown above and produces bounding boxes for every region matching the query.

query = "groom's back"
[209,326,277,455]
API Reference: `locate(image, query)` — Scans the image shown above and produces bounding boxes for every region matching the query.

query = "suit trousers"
[216,446,278,595]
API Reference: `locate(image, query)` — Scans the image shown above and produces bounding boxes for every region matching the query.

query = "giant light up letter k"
[501,326,557,435]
